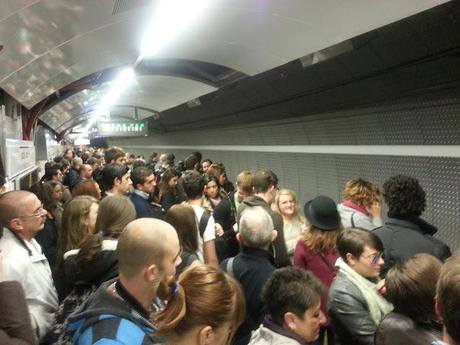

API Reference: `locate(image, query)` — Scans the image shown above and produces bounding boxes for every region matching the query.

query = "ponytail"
[154,283,187,334]
[75,234,103,271]
[153,264,246,338]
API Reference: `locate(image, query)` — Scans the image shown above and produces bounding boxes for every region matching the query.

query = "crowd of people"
[0,145,458,345]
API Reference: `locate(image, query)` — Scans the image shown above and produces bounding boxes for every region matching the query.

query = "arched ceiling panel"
[39,75,216,131]
[0,0,451,134]
[115,75,217,111]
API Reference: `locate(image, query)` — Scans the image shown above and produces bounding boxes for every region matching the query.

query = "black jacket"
[35,217,58,271]
[373,217,451,275]
[221,247,276,345]
[213,191,239,260]
[64,246,118,298]
[237,196,290,267]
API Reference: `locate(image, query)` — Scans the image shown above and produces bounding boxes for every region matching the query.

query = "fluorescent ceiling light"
[139,0,210,59]
[93,67,135,119]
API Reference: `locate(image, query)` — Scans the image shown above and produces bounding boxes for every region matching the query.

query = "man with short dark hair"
[154,153,174,171]
[129,167,163,219]
[249,267,326,345]
[213,170,254,260]
[434,254,460,345]
[42,164,64,182]
[68,218,182,345]
[98,164,132,197]
[373,174,451,274]
[221,206,277,345]
[181,170,218,267]
[0,191,58,341]
[104,146,126,165]
[237,169,289,267]
[63,157,83,190]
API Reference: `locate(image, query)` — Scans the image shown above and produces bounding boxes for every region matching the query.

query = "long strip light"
[139,0,210,60]
[94,67,135,118]
[87,0,210,134]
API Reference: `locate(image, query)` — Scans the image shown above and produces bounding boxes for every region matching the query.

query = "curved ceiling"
[0,0,450,135]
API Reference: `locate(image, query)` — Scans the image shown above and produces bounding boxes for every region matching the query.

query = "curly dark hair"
[383,175,426,217]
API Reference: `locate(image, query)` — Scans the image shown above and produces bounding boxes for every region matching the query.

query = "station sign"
[96,120,148,137]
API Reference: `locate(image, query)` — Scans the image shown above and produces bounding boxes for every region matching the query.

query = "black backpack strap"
[199,211,211,238]
[351,212,356,228]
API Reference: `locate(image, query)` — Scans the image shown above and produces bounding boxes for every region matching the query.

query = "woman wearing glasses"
[328,228,393,345]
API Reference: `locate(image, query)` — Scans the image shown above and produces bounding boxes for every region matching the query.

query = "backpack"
[44,284,98,345]
[198,210,211,238]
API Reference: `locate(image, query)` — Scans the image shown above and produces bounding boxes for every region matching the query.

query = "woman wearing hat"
[294,195,343,345]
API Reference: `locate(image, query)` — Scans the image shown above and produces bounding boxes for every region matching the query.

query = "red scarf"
[343,199,369,216]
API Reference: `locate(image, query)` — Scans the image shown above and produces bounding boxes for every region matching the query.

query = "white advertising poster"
[5,139,36,178]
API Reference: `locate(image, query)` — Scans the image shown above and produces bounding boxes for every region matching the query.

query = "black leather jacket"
[375,312,442,345]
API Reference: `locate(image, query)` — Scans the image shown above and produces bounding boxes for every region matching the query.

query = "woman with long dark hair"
[157,168,182,212]
[165,204,200,275]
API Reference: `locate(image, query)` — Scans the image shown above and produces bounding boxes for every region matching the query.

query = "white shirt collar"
[134,189,149,199]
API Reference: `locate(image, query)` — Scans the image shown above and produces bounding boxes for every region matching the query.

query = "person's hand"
[215,223,224,237]
[368,201,382,220]
[376,279,386,295]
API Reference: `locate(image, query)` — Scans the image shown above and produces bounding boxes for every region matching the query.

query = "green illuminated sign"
[96,121,148,137]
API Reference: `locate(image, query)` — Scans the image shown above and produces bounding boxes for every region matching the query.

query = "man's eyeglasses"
[17,205,47,219]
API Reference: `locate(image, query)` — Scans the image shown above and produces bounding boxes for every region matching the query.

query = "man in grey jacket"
[0,191,58,341]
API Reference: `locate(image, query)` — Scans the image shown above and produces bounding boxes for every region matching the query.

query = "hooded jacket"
[67,280,163,345]
[237,195,290,267]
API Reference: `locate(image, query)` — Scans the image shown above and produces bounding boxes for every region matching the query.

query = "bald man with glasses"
[0,191,58,342]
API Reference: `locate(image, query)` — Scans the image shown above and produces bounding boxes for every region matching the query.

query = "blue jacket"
[67,280,163,345]
[130,192,154,219]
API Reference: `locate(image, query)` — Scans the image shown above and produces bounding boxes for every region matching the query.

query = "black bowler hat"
[304,195,341,231]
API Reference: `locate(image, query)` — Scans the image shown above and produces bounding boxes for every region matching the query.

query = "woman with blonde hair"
[337,178,382,230]
[154,264,246,345]
[272,189,305,257]
[294,195,343,345]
